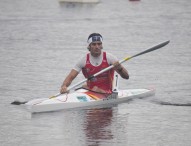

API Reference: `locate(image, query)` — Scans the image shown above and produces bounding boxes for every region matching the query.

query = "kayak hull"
[25,88,155,113]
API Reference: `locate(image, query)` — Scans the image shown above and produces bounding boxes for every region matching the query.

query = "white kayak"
[25,88,155,113]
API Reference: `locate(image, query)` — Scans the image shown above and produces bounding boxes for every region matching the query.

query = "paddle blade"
[11,97,28,105]
[11,101,27,105]
[132,40,170,58]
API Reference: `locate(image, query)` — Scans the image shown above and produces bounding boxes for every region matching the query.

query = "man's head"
[87,33,103,46]
[87,33,103,57]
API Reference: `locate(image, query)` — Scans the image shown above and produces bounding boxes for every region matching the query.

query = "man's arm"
[107,52,129,79]
[113,62,129,79]
[60,55,86,93]
[60,69,79,93]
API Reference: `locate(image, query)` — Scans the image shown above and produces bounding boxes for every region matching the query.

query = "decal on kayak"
[77,96,88,102]
[85,91,111,100]
[103,92,118,101]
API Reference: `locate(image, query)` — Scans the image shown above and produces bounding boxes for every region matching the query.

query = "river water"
[0,0,191,145]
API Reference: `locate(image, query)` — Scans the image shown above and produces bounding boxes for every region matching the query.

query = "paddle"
[11,40,170,105]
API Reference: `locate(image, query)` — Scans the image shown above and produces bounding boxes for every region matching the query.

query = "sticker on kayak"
[77,96,88,102]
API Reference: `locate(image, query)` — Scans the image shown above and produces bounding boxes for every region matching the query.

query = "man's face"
[89,41,102,57]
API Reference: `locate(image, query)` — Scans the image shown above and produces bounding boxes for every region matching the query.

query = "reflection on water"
[84,108,113,146]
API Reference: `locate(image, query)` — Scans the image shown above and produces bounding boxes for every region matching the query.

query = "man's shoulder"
[105,51,117,59]
[104,51,118,64]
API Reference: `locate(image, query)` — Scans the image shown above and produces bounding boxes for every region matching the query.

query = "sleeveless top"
[82,52,114,93]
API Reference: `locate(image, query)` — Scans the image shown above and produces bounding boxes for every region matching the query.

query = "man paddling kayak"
[60,33,129,94]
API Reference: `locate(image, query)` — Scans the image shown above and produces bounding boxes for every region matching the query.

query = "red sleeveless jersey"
[82,52,114,93]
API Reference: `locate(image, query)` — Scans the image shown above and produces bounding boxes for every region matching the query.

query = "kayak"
[25,88,155,113]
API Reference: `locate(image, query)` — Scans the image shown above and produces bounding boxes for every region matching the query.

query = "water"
[0,0,191,145]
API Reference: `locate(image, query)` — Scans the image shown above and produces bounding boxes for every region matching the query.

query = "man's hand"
[113,61,123,72]
[60,85,68,94]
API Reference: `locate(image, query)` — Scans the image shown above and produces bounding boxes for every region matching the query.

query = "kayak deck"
[25,88,155,113]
